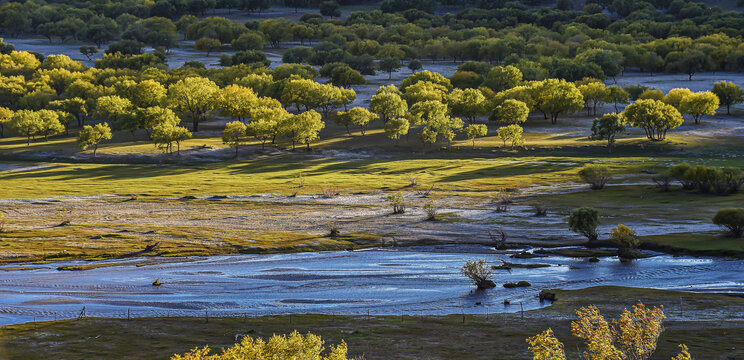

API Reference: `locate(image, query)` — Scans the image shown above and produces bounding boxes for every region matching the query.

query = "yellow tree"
[526,329,566,360]
[222,121,248,157]
[0,106,13,138]
[77,123,112,158]
[218,84,258,122]
[171,330,347,360]
[679,91,719,124]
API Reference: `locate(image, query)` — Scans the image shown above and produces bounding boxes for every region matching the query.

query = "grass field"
[0,286,741,360]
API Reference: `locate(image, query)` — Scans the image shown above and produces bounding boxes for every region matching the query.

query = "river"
[1,245,743,325]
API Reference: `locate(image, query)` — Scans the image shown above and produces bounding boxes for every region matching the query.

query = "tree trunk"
[93,144,98,159]
[193,116,199,132]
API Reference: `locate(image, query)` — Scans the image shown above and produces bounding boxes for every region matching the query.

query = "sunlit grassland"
[0,286,741,360]
[0,221,378,265]
[0,154,666,199]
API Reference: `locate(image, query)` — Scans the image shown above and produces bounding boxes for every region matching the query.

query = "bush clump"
[712,208,744,238]
[660,163,743,195]
[568,207,600,242]
[578,164,611,190]
[461,259,496,290]
[609,224,639,259]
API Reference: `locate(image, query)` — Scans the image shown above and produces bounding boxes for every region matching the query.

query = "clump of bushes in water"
[578,164,611,190]
[610,224,640,259]
[460,259,496,290]
[712,208,744,238]
[655,163,743,195]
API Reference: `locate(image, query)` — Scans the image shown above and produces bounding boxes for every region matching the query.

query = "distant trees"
[464,124,487,148]
[335,107,378,135]
[9,109,64,145]
[497,124,524,148]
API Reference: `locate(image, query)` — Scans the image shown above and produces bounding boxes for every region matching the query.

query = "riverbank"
[1,286,742,359]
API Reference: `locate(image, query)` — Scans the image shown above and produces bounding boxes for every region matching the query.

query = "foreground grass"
[0,286,742,359]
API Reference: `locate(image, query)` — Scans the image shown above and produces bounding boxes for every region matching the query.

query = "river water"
[0,245,743,325]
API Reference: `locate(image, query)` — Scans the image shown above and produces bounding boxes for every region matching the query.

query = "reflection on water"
[0,245,742,325]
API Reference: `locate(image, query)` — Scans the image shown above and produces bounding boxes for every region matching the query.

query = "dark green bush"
[713,208,744,237]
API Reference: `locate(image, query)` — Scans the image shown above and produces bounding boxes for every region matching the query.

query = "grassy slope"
[0,286,742,360]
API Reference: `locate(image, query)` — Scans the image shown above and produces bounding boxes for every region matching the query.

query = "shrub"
[387,192,406,214]
[423,201,437,221]
[460,259,496,290]
[669,163,694,189]
[533,205,547,216]
[609,224,639,258]
[568,207,600,242]
[712,208,744,237]
[578,164,611,190]
[322,187,340,198]
[652,171,672,192]
[326,222,340,237]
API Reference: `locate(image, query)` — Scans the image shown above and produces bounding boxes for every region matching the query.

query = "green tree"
[223,120,248,157]
[0,106,14,138]
[711,81,743,115]
[497,124,524,147]
[490,99,529,125]
[370,85,407,124]
[483,65,522,92]
[407,59,423,73]
[578,81,608,116]
[194,37,223,55]
[606,85,629,112]
[9,110,40,145]
[152,124,192,154]
[279,110,325,151]
[622,99,683,141]
[49,98,87,128]
[590,113,626,153]
[77,123,112,159]
[335,107,378,135]
[129,80,168,108]
[95,95,133,132]
[136,107,181,137]
[168,77,220,132]
[319,1,341,17]
[447,88,487,124]
[532,79,584,124]
[666,51,711,80]
[679,91,719,124]
[384,117,409,143]
[379,57,402,80]
[464,123,487,149]
[712,208,744,238]
[568,207,600,242]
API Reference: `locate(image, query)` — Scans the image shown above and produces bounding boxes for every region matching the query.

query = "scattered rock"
[589,257,600,263]
[503,299,511,305]
[503,281,531,288]
[539,290,557,302]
